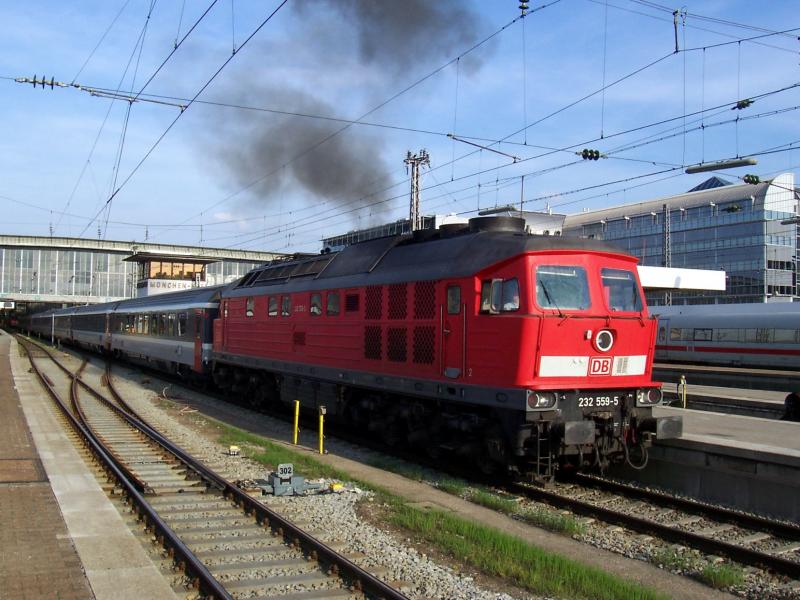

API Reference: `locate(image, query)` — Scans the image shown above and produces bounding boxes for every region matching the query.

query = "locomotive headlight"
[636,388,663,406]
[528,391,556,409]
[594,329,614,352]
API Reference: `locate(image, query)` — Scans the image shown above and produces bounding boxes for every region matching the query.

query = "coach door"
[193,309,203,372]
[442,284,465,378]
[657,320,669,360]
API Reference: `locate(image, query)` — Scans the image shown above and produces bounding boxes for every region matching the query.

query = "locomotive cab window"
[480,279,502,314]
[281,295,291,317]
[601,268,642,312]
[246,297,255,318]
[268,297,278,317]
[501,278,519,312]
[327,292,340,316]
[310,293,323,316]
[535,265,590,310]
[447,285,461,314]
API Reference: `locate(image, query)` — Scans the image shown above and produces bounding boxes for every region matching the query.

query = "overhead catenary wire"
[10,4,798,250]
[77,0,290,240]
[56,1,166,236]
[149,1,566,242]
[71,0,134,84]
[103,0,158,240]
[145,21,799,246]
[19,77,793,244]
[586,0,800,55]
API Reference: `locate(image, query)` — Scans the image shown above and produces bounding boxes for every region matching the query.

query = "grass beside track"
[366,457,586,536]
[219,423,666,600]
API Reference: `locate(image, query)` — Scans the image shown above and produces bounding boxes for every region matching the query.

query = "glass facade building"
[561,173,797,305]
[0,236,282,309]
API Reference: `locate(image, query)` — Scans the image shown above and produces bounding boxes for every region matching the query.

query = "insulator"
[733,98,753,110]
[743,174,760,185]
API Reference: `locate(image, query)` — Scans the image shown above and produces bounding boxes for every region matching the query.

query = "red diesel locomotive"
[213,217,681,479]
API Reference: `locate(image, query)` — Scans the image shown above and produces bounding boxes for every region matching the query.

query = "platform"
[611,404,800,522]
[1,330,177,600]
[0,330,94,599]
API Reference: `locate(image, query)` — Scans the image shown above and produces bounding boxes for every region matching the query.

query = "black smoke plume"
[213,1,482,212]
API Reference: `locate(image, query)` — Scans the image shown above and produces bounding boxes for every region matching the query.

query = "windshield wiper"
[539,280,565,319]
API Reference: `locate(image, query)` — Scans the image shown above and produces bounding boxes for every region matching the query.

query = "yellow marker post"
[293,400,300,445]
[318,406,326,454]
[679,375,687,409]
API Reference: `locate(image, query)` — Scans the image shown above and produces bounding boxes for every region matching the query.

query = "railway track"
[17,335,407,600]
[509,474,800,579]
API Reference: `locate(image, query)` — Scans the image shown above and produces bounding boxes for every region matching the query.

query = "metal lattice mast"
[405,150,430,232]
[663,203,672,305]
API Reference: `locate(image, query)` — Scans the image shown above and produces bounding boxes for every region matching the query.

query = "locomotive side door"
[442,284,465,378]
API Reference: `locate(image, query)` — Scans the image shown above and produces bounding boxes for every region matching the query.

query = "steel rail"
[574,473,800,540]
[22,335,409,600]
[510,481,800,578]
[16,336,234,600]
[103,361,410,600]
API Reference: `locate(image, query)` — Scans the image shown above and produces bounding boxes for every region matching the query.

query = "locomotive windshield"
[535,265,590,310]
[601,268,643,312]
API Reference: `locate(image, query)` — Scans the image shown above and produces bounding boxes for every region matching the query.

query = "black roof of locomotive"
[224,225,630,298]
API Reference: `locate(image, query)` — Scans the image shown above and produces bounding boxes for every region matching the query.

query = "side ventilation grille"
[387,327,407,362]
[365,286,382,320]
[388,284,407,320]
[364,326,381,359]
[413,326,435,364]
[414,281,436,319]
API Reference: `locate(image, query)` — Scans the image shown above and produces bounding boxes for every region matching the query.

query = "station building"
[0,235,285,315]
[560,173,797,305]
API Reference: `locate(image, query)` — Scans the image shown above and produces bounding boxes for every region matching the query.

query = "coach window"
[143,315,150,335]
[327,291,340,316]
[178,313,187,337]
[168,313,176,336]
[246,297,255,318]
[281,295,291,317]
[693,328,712,342]
[268,296,278,317]
[447,285,461,314]
[501,278,519,312]
[160,314,167,336]
[716,328,739,342]
[310,293,323,316]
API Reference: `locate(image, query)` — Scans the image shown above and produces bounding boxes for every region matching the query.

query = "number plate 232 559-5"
[578,395,620,408]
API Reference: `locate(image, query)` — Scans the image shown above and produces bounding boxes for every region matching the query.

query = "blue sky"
[1,1,799,253]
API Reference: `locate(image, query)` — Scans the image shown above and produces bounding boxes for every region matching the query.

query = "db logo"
[589,357,613,376]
